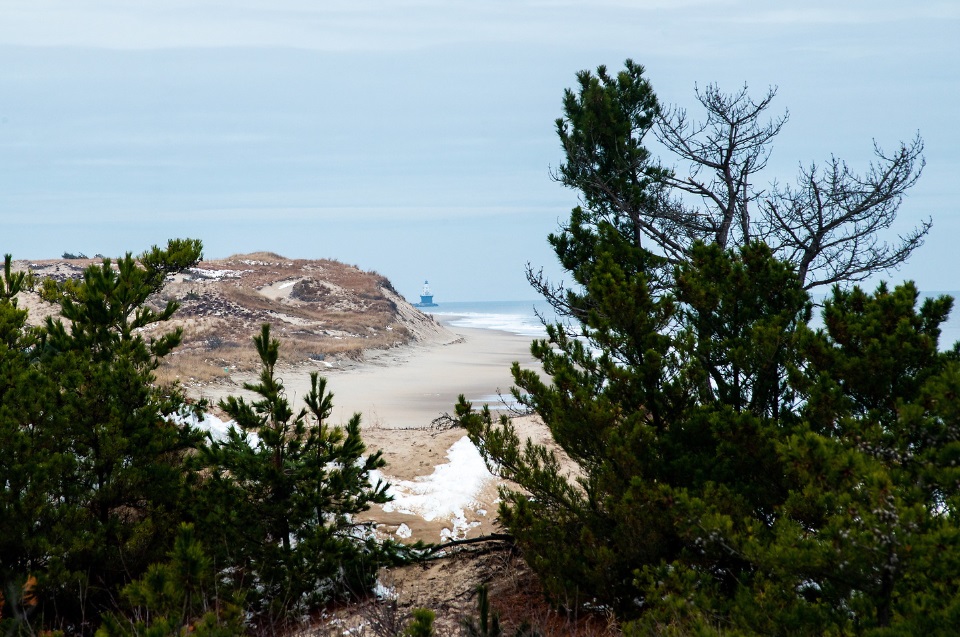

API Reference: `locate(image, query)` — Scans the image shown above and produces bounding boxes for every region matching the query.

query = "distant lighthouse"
[414,280,438,307]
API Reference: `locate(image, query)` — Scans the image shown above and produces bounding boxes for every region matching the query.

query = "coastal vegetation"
[459,61,957,634]
[0,241,401,635]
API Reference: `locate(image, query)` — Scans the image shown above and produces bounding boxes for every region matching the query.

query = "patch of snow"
[374,580,398,600]
[178,411,259,446]
[278,280,297,290]
[188,267,243,280]
[375,436,493,523]
[194,412,234,441]
[441,508,481,541]
[395,523,412,539]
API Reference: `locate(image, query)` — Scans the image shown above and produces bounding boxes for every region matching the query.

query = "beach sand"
[195,319,547,544]
[187,319,565,631]
[324,325,538,429]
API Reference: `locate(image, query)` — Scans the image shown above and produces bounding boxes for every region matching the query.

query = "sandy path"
[195,320,545,543]
[200,321,539,429]
[321,325,537,429]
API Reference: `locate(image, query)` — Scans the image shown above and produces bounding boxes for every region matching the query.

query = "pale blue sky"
[0,1,956,301]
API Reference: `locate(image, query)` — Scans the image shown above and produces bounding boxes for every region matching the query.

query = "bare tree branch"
[656,84,788,249]
[545,63,930,318]
[761,134,928,288]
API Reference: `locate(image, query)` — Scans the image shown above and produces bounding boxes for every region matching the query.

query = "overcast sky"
[0,1,956,301]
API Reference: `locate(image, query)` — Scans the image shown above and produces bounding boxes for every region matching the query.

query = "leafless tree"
[760,136,929,289]
[656,83,929,289]
[656,84,788,250]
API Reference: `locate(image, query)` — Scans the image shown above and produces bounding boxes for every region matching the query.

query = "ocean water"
[422,292,960,351]
[422,300,558,338]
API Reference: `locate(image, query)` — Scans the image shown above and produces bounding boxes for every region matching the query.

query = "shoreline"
[186,315,553,616]
[189,316,546,543]
[324,319,539,429]
[196,316,540,430]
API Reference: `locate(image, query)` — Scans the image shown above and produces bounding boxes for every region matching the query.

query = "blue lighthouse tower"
[414,280,438,307]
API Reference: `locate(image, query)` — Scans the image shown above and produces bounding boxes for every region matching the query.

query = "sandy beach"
[323,324,538,429]
[196,318,546,543]
[201,319,540,430]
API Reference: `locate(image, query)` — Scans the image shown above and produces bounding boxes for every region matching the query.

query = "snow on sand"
[373,435,494,541]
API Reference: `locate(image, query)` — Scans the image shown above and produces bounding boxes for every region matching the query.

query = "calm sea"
[421,292,960,351]
[421,300,558,338]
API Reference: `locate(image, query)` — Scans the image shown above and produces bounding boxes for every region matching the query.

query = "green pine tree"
[457,60,960,635]
[200,323,393,624]
[96,524,245,637]
[0,255,59,631]
[403,608,435,637]
[460,585,502,637]
[459,241,810,620]
[1,240,206,632]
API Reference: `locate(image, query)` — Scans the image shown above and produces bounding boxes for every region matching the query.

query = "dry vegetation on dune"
[306,550,622,636]
[16,253,447,387]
